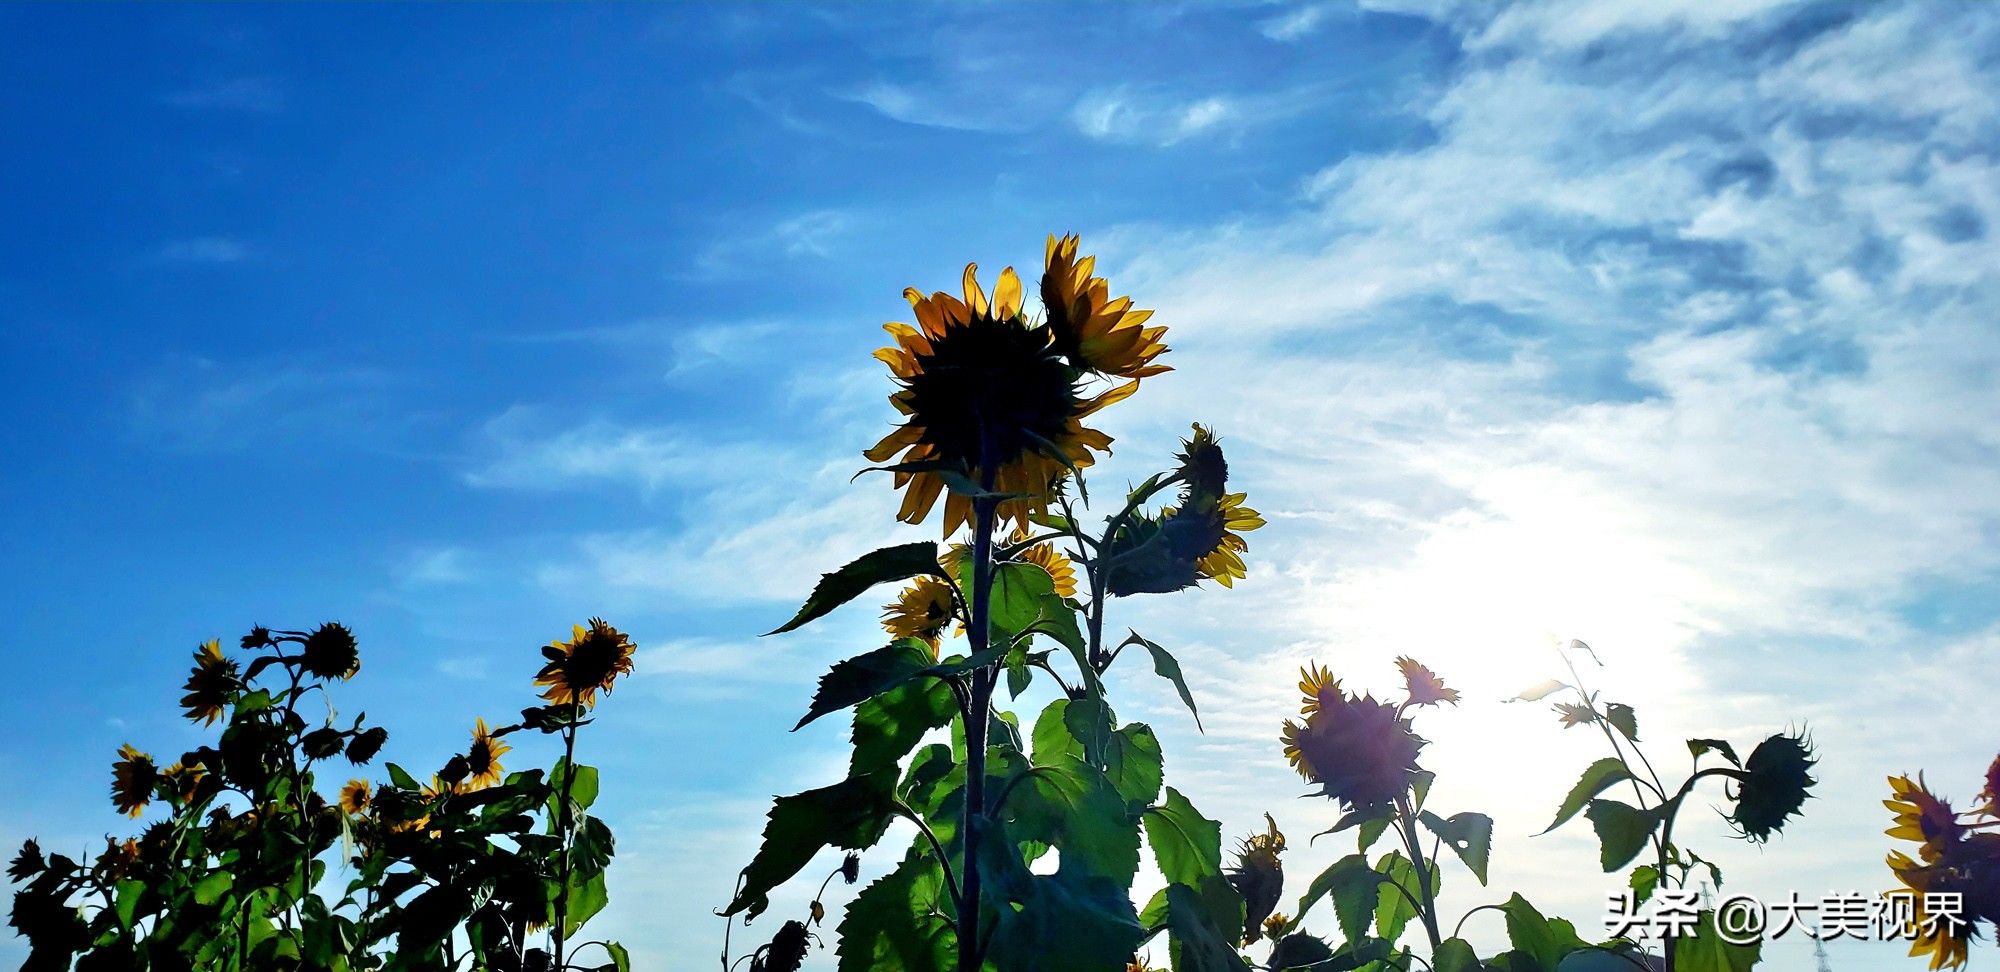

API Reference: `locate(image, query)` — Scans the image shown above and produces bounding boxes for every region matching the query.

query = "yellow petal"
[961,263,988,316]
[995,267,1022,319]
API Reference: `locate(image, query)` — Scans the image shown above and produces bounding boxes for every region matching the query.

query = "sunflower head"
[1729,730,1816,843]
[301,622,361,681]
[111,744,157,818]
[866,262,1134,536]
[1041,233,1170,379]
[464,718,512,790]
[339,779,372,816]
[180,639,239,726]
[160,761,210,807]
[1396,657,1460,707]
[882,576,956,652]
[1011,530,1078,599]
[535,618,637,708]
[1888,773,1964,864]
[1227,813,1287,945]
[1104,426,1263,595]
[1285,685,1425,811]
[1887,849,1976,970]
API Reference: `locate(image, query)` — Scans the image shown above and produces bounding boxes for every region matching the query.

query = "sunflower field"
[9,235,1998,972]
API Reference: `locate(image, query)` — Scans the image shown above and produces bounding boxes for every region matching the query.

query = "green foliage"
[767,541,946,635]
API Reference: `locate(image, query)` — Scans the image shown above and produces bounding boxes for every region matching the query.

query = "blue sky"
[4,2,1998,969]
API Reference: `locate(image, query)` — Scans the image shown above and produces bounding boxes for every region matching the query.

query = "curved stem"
[1451,903,1507,940]
[895,799,965,915]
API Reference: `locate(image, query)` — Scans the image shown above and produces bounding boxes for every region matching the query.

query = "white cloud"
[1259,3,1339,41]
[1071,87,1296,147]
[128,356,398,452]
[464,407,771,495]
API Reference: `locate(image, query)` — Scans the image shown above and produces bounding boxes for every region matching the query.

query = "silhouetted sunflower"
[1887,850,1974,970]
[1284,680,1426,811]
[1727,731,1815,843]
[1981,752,2000,815]
[1227,814,1286,946]
[111,744,156,818]
[1104,426,1263,594]
[1888,774,1964,864]
[535,618,637,708]
[301,622,361,681]
[1041,233,1171,378]
[882,577,956,652]
[160,761,209,806]
[865,263,1134,536]
[465,718,511,790]
[180,639,238,726]
[1397,657,1460,707]
[339,779,371,816]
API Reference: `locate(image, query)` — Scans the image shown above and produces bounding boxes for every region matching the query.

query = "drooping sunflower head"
[1887,849,1976,970]
[866,262,1134,536]
[1396,656,1460,707]
[1729,730,1816,843]
[1888,773,1965,864]
[180,639,239,726]
[339,779,371,816]
[882,576,956,652]
[111,744,157,819]
[1227,813,1287,945]
[1104,426,1264,595]
[1285,686,1426,811]
[1041,233,1170,379]
[535,617,637,708]
[301,622,361,681]
[160,761,210,807]
[465,718,512,790]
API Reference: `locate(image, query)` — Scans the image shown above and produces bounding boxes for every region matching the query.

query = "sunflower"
[1887,850,1974,970]
[1227,814,1287,945]
[1395,657,1459,707]
[1013,532,1078,598]
[1103,426,1264,594]
[1728,731,1816,843]
[1041,233,1171,378]
[464,718,511,790]
[1285,684,1425,811]
[865,262,1135,536]
[301,621,361,681]
[339,779,371,816]
[160,761,209,807]
[180,639,239,726]
[1980,752,2000,815]
[1296,662,1336,715]
[1888,774,1964,864]
[111,744,157,818]
[535,618,637,708]
[882,577,956,652]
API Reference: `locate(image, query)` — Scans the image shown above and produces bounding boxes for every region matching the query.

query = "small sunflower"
[1227,814,1287,946]
[1396,657,1460,707]
[1296,662,1336,715]
[339,779,371,816]
[464,718,511,790]
[179,639,239,726]
[865,262,1135,536]
[1041,233,1171,379]
[160,761,209,806]
[535,617,637,708]
[1887,850,1974,970]
[1728,731,1816,843]
[1103,426,1264,594]
[1262,913,1291,941]
[1285,683,1426,811]
[882,576,956,652]
[1888,774,1964,864]
[301,622,361,681]
[111,744,157,818]
[1013,531,1078,599]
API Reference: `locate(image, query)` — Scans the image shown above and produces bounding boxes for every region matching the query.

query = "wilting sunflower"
[865,262,1135,536]
[1227,814,1287,946]
[1728,731,1816,843]
[1396,657,1460,707]
[535,617,637,708]
[464,718,511,790]
[1887,850,1975,970]
[111,744,157,818]
[180,639,239,726]
[1284,680,1426,811]
[1041,233,1171,379]
[339,779,371,816]
[301,621,361,681]
[882,577,956,652]
[1104,425,1264,595]
[1888,774,1965,864]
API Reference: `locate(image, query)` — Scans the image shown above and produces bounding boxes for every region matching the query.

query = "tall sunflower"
[1041,233,1171,378]
[464,718,512,790]
[535,618,637,708]
[111,744,157,818]
[865,263,1135,536]
[180,639,239,726]
[882,576,956,652]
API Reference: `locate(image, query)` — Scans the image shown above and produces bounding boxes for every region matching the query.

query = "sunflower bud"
[841,852,860,885]
[1728,730,1816,843]
[7,839,44,882]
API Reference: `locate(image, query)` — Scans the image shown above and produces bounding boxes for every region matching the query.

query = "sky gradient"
[3,2,1997,969]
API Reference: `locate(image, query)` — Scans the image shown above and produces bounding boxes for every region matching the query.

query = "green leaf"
[1031,699,1082,764]
[1498,893,1587,972]
[1434,937,1481,972]
[1105,723,1164,810]
[723,769,898,919]
[1062,697,1114,765]
[1584,799,1660,872]
[835,848,955,972]
[978,816,1145,972]
[1131,632,1203,731]
[563,869,608,935]
[850,673,957,777]
[1164,883,1255,972]
[114,879,144,929]
[1674,910,1761,972]
[386,762,420,791]
[1000,757,1139,886]
[1373,850,1433,945]
[1417,811,1492,885]
[1142,787,1223,887]
[1686,738,1740,767]
[1292,853,1378,945]
[1605,703,1639,742]
[964,559,1056,642]
[549,759,601,817]
[193,871,234,906]
[1628,864,1660,906]
[797,639,936,731]
[768,542,943,635]
[1540,758,1633,835]
[601,941,631,972]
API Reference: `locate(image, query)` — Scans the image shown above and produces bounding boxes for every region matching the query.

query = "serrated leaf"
[850,673,957,777]
[768,542,944,635]
[999,758,1139,886]
[1540,758,1633,835]
[1105,723,1164,809]
[1605,703,1639,742]
[1434,937,1481,972]
[1374,850,1434,945]
[835,848,955,972]
[1417,811,1492,885]
[1629,864,1660,906]
[1292,853,1378,945]
[1509,679,1569,702]
[796,639,935,731]
[1131,632,1203,731]
[1674,910,1761,972]
[1584,799,1660,872]
[724,769,898,919]
[1164,883,1255,972]
[1686,738,1740,767]
[1498,893,1587,972]
[1142,787,1223,888]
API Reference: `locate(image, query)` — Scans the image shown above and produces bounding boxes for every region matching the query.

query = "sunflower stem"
[958,484,999,972]
[553,722,580,967]
[1394,793,1445,954]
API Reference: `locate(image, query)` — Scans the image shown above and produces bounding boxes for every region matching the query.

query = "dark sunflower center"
[903,319,1078,472]
[564,631,623,687]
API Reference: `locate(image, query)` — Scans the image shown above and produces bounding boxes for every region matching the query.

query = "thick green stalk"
[957,491,998,972]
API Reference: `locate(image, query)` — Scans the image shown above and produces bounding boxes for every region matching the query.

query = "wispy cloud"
[1071,85,1320,147]
[464,407,774,495]
[684,209,858,280]
[154,237,252,264]
[162,77,284,113]
[1259,2,1340,41]
[128,356,398,452]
